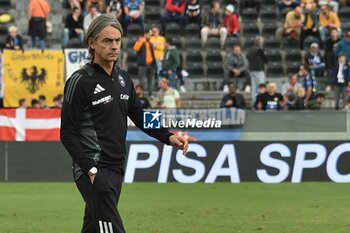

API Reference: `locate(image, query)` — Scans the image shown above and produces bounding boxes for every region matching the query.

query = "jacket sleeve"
[127,72,173,145]
[133,37,144,52]
[171,49,181,70]
[60,72,97,175]
[240,55,249,72]
[233,15,240,34]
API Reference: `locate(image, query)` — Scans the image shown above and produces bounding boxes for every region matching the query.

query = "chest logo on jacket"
[118,74,125,87]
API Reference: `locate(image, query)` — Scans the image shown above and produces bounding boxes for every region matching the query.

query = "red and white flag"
[0,109,61,141]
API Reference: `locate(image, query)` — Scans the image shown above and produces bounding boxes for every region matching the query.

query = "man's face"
[331,29,338,38]
[290,75,297,85]
[135,86,143,96]
[90,7,98,15]
[322,6,329,16]
[339,55,346,64]
[299,65,307,76]
[310,46,318,53]
[233,46,241,56]
[294,7,302,18]
[152,27,159,36]
[90,26,122,63]
[160,79,168,90]
[212,3,220,13]
[10,31,17,38]
[229,87,237,96]
[267,85,276,95]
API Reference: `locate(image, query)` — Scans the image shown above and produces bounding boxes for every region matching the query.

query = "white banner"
[64,48,88,80]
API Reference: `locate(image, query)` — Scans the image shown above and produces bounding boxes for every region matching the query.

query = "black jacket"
[247,45,268,71]
[60,63,172,180]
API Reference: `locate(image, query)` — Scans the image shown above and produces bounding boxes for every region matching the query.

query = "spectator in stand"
[106,0,123,21]
[282,73,303,96]
[53,94,63,108]
[83,4,101,33]
[123,0,144,33]
[69,0,82,10]
[336,30,350,61]
[277,0,300,12]
[5,26,23,50]
[247,36,268,101]
[18,98,27,109]
[281,6,304,42]
[219,84,246,109]
[28,0,50,50]
[255,82,286,111]
[150,26,165,85]
[161,0,186,34]
[135,84,151,108]
[201,1,227,48]
[160,37,181,89]
[306,93,325,109]
[64,7,84,46]
[38,95,49,109]
[299,3,320,49]
[31,99,41,109]
[319,0,339,14]
[299,63,317,102]
[325,28,341,91]
[253,83,267,109]
[86,0,105,13]
[183,0,201,27]
[133,30,156,95]
[223,44,251,93]
[157,78,181,108]
[305,42,325,77]
[289,87,306,110]
[318,4,341,42]
[224,4,239,38]
[332,52,350,109]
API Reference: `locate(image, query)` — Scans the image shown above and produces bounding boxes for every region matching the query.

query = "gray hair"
[254,36,264,45]
[85,14,123,62]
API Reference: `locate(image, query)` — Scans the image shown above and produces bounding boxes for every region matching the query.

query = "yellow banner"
[3,50,64,107]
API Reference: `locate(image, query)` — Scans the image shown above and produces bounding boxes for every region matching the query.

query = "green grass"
[0,183,350,233]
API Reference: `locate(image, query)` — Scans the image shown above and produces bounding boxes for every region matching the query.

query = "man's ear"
[88,37,95,50]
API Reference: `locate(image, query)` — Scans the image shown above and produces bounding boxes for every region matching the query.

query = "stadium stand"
[1,0,350,109]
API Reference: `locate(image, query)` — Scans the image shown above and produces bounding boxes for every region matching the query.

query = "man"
[123,0,144,33]
[161,0,186,34]
[253,83,267,109]
[18,98,27,109]
[157,77,181,108]
[281,73,302,97]
[83,4,101,33]
[160,37,181,89]
[38,95,49,109]
[201,1,227,48]
[5,26,23,50]
[64,6,84,46]
[282,6,304,42]
[255,82,286,111]
[53,94,63,108]
[219,84,246,109]
[299,63,316,103]
[60,15,189,233]
[306,93,325,110]
[133,30,156,95]
[223,44,251,93]
[305,42,325,77]
[299,3,320,49]
[247,36,268,101]
[336,30,350,61]
[318,4,341,42]
[28,0,50,49]
[31,99,41,109]
[332,53,350,109]
[135,84,150,108]
[325,28,341,91]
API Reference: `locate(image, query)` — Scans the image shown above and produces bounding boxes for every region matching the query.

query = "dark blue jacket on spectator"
[336,38,350,61]
[332,62,350,85]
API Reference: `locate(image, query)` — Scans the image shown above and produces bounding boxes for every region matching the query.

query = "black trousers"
[75,167,126,233]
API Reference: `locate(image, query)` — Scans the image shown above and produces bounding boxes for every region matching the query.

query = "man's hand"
[169,135,190,155]
[89,174,96,184]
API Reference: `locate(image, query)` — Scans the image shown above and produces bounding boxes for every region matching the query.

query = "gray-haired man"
[60,15,189,233]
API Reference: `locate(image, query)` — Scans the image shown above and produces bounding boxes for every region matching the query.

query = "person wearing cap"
[5,26,23,50]
[305,42,325,77]
[61,15,189,233]
[318,4,341,42]
[224,4,239,38]
[133,29,156,95]
[332,52,350,109]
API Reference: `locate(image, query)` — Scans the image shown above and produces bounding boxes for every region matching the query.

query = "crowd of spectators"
[1,0,350,111]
